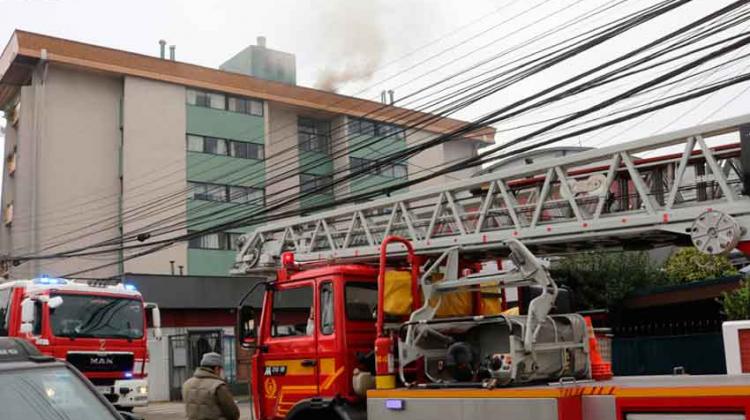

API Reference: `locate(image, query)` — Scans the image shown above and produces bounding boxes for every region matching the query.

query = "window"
[271,286,313,338]
[320,282,334,335]
[188,232,222,249]
[298,118,331,154]
[351,118,404,139]
[50,294,144,339]
[188,231,245,251]
[204,137,228,155]
[187,89,219,108]
[228,96,263,116]
[226,233,243,251]
[229,185,264,205]
[209,92,226,109]
[0,365,124,419]
[231,141,264,160]
[300,173,333,195]
[351,119,374,136]
[0,289,10,336]
[349,157,408,179]
[189,182,227,202]
[187,135,204,152]
[392,163,408,178]
[187,134,265,160]
[345,283,378,321]
[189,181,265,204]
[188,89,263,115]
[32,301,42,335]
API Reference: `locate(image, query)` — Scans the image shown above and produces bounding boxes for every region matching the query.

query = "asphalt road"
[135,402,253,420]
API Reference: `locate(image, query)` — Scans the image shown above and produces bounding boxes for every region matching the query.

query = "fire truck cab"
[0,277,161,410]
[240,263,380,420]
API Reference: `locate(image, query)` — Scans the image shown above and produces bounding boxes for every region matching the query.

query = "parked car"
[0,337,141,419]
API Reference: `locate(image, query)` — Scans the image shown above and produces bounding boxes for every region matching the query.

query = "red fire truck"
[232,115,750,420]
[0,277,161,410]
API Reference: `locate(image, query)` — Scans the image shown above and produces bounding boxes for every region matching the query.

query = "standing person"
[182,352,240,420]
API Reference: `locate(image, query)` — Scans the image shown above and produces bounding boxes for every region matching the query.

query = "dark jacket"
[182,367,240,420]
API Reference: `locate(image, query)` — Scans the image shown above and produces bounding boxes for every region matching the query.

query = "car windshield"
[50,294,144,339]
[0,365,118,419]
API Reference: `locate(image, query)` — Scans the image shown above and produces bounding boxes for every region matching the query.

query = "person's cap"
[200,352,223,368]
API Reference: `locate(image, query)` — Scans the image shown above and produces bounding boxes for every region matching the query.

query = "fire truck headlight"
[138,386,148,395]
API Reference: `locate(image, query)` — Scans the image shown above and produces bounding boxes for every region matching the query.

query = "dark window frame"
[349,157,408,179]
[300,173,334,195]
[351,118,405,140]
[186,134,265,160]
[187,89,264,116]
[0,288,10,336]
[188,231,246,251]
[319,282,334,336]
[344,282,378,322]
[270,285,314,339]
[298,118,331,154]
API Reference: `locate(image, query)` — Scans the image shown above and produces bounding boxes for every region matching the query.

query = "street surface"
[135,402,253,420]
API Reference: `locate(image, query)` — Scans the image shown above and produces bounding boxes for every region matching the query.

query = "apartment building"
[0,30,494,279]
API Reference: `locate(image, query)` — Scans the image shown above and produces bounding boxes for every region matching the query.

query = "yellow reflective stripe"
[322,367,345,390]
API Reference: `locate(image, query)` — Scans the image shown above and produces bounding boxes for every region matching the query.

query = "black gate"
[168,330,225,401]
[168,334,188,401]
[188,330,223,371]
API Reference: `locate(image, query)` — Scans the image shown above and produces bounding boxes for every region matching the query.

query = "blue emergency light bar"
[32,277,68,286]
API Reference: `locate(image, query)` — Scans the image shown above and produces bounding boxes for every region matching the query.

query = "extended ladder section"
[233,113,750,273]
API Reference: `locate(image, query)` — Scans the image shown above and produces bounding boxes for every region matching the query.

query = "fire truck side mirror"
[20,299,35,333]
[145,303,162,340]
[237,306,258,350]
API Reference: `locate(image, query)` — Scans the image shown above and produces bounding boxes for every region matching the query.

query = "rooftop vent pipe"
[169,45,176,61]
[159,40,166,59]
[257,36,267,48]
[388,90,395,105]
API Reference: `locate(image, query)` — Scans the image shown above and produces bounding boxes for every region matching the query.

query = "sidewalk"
[135,401,252,420]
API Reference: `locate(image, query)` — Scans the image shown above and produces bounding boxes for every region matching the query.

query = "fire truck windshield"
[49,294,144,340]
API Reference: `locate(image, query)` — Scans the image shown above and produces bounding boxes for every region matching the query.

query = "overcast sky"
[1,0,749,155]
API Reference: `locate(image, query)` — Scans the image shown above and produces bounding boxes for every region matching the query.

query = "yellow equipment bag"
[428,272,473,317]
[383,270,413,316]
[502,306,520,316]
[479,286,503,316]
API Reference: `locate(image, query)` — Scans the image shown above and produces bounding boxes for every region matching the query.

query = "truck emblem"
[99,339,106,351]
[263,378,277,398]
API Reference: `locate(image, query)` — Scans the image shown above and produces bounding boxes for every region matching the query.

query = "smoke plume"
[314,0,385,93]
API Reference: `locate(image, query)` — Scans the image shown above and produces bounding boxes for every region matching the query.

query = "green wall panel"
[187,249,236,276]
[187,152,265,187]
[298,151,333,176]
[186,105,264,143]
[350,175,404,195]
[186,200,261,231]
[348,134,407,159]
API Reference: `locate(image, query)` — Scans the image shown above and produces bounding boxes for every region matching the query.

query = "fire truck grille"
[66,352,134,373]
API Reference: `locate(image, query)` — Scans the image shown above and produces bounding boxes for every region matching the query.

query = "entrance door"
[259,281,318,419]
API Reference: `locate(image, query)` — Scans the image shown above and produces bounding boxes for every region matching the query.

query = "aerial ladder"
[233,114,750,272]
[232,113,750,420]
